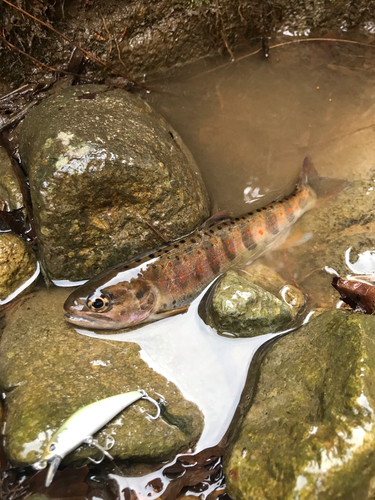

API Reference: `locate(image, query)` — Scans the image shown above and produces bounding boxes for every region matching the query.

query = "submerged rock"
[0,146,23,211]
[0,233,37,302]
[208,269,301,337]
[224,310,375,500]
[241,263,305,318]
[0,286,204,466]
[19,84,209,281]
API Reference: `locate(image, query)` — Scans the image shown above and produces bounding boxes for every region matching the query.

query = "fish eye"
[87,293,111,313]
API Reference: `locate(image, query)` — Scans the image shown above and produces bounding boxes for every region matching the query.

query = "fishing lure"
[64,159,318,330]
[33,389,160,487]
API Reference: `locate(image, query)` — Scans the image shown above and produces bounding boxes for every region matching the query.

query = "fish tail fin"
[299,156,347,201]
[297,156,319,189]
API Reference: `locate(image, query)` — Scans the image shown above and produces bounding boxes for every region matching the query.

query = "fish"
[34,390,160,487]
[64,159,318,330]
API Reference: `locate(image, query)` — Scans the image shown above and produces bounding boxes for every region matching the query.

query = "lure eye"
[49,443,56,452]
[87,293,111,313]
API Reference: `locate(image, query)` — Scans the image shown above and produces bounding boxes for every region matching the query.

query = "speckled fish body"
[64,177,317,330]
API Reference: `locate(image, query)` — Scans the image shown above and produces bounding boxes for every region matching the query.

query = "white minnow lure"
[33,389,160,487]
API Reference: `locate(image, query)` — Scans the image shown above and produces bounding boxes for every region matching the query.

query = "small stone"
[209,270,293,337]
[0,233,37,301]
[241,263,305,318]
[0,146,23,211]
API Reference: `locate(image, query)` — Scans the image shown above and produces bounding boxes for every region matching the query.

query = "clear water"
[3,39,375,499]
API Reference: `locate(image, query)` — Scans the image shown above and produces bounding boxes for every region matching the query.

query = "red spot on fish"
[246,229,250,234]
[280,212,283,216]
[168,262,172,267]
[304,190,307,195]
[259,230,263,236]
[295,206,299,209]
[230,248,234,252]
[213,259,217,263]
[252,219,255,223]
[209,248,213,252]
[159,280,164,286]
[197,265,202,273]
[271,213,274,216]
[259,216,262,219]
[184,257,188,262]
[227,240,230,245]
[215,240,218,244]
[181,274,185,280]
[287,208,291,211]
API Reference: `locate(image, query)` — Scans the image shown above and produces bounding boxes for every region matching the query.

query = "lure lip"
[45,455,62,487]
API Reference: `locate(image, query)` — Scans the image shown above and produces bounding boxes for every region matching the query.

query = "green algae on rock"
[207,269,298,337]
[0,286,204,466]
[0,233,37,301]
[0,146,23,212]
[18,84,210,281]
[224,310,375,500]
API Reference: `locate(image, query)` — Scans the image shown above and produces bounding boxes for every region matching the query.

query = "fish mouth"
[64,312,116,330]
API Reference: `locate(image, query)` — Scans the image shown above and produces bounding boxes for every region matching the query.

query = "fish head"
[64,276,160,330]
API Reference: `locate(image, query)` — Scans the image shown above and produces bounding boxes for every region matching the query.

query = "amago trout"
[64,160,317,330]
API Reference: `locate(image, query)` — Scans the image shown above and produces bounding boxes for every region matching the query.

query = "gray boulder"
[19,85,209,281]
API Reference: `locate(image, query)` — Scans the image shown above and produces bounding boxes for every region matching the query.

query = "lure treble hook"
[139,389,161,420]
[85,435,115,464]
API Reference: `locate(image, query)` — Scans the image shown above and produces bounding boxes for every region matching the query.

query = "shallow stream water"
[3,39,375,499]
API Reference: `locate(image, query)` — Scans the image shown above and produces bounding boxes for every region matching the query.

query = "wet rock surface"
[207,268,303,337]
[0,146,23,212]
[19,84,209,281]
[0,233,37,301]
[240,263,305,318]
[0,286,204,466]
[225,310,375,500]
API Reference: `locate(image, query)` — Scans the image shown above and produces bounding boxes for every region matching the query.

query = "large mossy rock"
[0,146,23,212]
[19,85,210,281]
[0,286,204,465]
[0,233,37,301]
[224,310,375,500]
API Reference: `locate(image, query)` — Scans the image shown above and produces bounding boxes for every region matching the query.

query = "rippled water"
[2,39,375,499]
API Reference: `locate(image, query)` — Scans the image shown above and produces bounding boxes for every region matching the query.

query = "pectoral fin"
[155,306,189,319]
